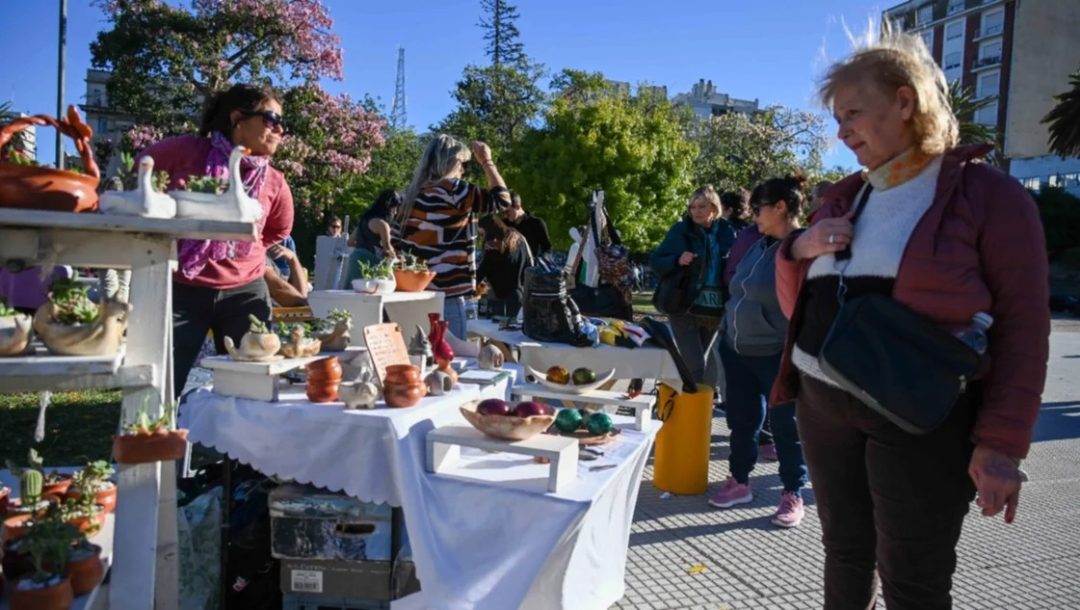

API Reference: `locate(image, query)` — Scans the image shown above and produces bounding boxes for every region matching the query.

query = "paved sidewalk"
[615,318,1080,609]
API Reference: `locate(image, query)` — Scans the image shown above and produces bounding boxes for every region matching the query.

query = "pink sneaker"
[707,476,752,508]
[759,443,778,462]
[771,491,805,528]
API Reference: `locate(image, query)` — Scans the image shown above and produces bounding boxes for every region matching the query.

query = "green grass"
[0,389,121,467]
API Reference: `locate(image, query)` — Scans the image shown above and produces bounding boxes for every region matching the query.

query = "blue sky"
[0,0,889,171]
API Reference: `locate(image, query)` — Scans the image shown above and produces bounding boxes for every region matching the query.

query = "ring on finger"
[828,233,835,245]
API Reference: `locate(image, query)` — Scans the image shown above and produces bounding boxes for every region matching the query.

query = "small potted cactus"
[65,460,116,514]
[0,298,32,356]
[8,509,78,610]
[112,402,189,465]
[314,308,353,352]
[223,314,281,361]
[392,252,436,292]
[32,278,131,356]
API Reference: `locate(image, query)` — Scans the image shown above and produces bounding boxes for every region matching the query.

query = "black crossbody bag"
[817,184,982,434]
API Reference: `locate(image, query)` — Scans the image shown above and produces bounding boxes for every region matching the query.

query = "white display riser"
[510,384,654,431]
[426,425,579,493]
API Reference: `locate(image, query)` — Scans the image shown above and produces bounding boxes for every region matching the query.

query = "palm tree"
[1043,68,1080,157]
[0,101,30,156]
[948,79,997,146]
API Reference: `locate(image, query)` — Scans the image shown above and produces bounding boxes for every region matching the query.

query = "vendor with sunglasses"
[137,83,294,398]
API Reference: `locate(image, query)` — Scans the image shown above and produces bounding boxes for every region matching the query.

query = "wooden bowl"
[459,400,555,441]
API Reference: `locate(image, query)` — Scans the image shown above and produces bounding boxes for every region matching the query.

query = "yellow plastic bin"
[653,382,714,495]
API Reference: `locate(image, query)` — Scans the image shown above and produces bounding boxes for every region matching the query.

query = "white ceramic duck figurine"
[172,146,264,223]
[99,157,177,218]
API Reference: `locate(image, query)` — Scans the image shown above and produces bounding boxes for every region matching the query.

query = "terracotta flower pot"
[42,474,73,499]
[2,513,34,543]
[112,429,189,464]
[0,485,9,516]
[66,506,106,535]
[393,269,436,292]
[9,575,74,610]
[383,364,426,408]
[66,483,116,514]
[0,106,100,213]
[68,544,104,596]
[306,356,342,402]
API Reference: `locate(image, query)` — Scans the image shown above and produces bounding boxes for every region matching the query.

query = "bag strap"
[834,183,874,262]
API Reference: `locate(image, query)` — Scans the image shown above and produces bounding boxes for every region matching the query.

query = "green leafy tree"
[1043,67,1080,157]
[506,71,697,252]
[948,79,997,148]
[1032,187,1080,257]
[479,0,525,68]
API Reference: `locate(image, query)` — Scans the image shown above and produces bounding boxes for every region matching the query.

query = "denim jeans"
[443,295,467,341]
[719,341,807,493]
[669,313,723,392]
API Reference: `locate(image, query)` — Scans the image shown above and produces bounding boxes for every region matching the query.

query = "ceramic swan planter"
[32,301,131,356]
[171,146,264,222]
[99,156,177,218]
[0,312,32,356]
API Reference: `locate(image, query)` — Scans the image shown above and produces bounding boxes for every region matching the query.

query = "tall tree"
[948,79,997,147]
[506,71,697,252]
[478,0,524,68]
[1043,67,1080,157]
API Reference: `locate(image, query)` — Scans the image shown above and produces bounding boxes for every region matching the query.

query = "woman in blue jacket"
[649,186,736,391]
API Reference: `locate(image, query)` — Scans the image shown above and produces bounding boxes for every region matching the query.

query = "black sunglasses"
[240,109,287,132]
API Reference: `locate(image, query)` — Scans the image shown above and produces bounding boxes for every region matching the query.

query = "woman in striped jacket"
[396,135,512,339]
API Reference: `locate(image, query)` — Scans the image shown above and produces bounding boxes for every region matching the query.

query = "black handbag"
[651,266,693,315]
[521,266,592,347]
[817,184,981,434]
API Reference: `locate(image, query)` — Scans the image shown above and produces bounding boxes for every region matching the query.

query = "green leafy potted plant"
[58,490,105,536]
[65,461,116,514]
[223,314,282,361]
[112,402,189,465]
[32,278,132,356]
[314,308,353,352]
[352,258,396,295]
[392,252,436,292]
[0,297,32,356]
[8,508,78,610]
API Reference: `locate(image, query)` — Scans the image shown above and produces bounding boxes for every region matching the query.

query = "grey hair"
[819,26,958,156]
[398,134,472,226]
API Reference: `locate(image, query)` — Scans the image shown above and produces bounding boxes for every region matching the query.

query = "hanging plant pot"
[393,269,436,292]
[68,543,104,596]
[112,429,189,465]
[9,574,74,610]
[0,313,33,356]
[0,106,100,213]
[32,301,131,357]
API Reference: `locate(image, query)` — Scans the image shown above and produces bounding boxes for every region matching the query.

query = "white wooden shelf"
[0,346,157,393]
[426,425,578,493]
[510,383,654,431]
[0,208,256,242]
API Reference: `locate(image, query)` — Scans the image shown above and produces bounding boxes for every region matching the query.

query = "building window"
[947,0,965,14]
[916,4,934,25]
[945,51,962,70]
[98,118,108,134]
[977,71,1000,98]
[981,8,1004,36]
[920,29,934,51]
[980,41,1002,61]
[975,101,998,125]
[1020,177,1041,192]
[945,20,963,41]
[1060,173,1080,188]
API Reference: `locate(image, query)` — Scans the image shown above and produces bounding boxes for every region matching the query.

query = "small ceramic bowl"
[459,400,555,441]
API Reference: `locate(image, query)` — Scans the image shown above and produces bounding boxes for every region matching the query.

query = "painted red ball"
[513,401,553,418]
[476,398,512,416]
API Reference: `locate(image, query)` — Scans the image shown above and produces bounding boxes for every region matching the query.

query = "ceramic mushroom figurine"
[338,367,380,409]
[279,323,322,359]
[99,156,177,218]
[224,314,281,361]
[0,303,32,356]
[171,146,264,222]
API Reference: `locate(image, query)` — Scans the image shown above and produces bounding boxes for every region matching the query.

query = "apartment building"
[883,0,1080,195]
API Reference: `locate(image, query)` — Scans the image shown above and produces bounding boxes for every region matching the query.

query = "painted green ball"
[555,408,583,433]
[586,412,614,435]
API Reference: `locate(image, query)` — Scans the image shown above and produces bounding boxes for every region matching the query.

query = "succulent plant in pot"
[278,322,322,358]
[314,308,352,352]
[67,534,104,596]
[0,298,33,356]
[223,314,281,361]
[9,508,78,610]
[112,402,189,465]
[6,450,51,519]
[66,460,116,514]
[58,491,105,536]
[352,258,396,295]
[392,252,436,292]
[32,278,131,356]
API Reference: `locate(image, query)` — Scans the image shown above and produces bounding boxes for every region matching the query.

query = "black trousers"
[173,278,270,399]
[797,373,978,610]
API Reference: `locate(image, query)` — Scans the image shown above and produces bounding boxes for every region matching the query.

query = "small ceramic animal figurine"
[279,324,322,358]
[424,370,453,396]
[339,368,380,409]
[315,316,352,352]
[33,301,132,357]
[223,315,281,361]
[99,156,177,218]
[408,324,433,375]
[477,343,505,370]
[171,146,264,222]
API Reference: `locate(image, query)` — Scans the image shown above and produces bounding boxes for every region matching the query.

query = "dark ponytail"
[750,175,808,219]
[198,83,280,139]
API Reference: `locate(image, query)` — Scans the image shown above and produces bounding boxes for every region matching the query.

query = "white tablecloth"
[179,376,658,610]
[469,318,681,382]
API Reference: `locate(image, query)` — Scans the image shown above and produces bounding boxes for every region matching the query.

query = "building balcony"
[972,55,1002,71]
[973,24,1004,41]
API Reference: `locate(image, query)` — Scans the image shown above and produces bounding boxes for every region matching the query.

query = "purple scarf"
[177,132,271,280]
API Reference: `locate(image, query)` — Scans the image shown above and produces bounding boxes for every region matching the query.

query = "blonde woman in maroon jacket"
[772,32,1049,609]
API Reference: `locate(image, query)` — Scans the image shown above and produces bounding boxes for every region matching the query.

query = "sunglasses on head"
[240,109,287,132]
